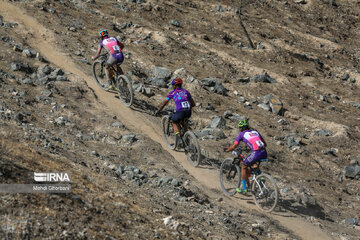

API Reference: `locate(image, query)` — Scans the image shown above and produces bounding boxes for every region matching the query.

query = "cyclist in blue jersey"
[155,78,195,136]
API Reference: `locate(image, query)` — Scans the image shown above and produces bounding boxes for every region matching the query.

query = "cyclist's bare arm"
[93,47,102,60]
[225,142,239,152]
[190,99,195,107]
[156,99,169,113]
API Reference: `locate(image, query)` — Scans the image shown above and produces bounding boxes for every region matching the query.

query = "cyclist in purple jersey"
[91,29,125,91]
[155,78,195,136]
[224,119,267,194]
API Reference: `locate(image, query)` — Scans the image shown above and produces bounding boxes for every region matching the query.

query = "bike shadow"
[273,199,333,221]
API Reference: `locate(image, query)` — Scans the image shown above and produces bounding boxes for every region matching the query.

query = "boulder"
[251,73,276,83]
[344,165,360,178]
[150,66,172,88]
[264,94,283,115]
[210,116,226,129]
[170,19,181,27]
[314,129,333,137]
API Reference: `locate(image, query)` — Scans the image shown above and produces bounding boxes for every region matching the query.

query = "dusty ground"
[0,0,359,239]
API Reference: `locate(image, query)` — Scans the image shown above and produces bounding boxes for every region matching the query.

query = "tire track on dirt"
[0,2,334,239]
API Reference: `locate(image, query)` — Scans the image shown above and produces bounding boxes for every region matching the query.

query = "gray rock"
[349,102,360,109]
[257,103,271,111]
[121,134,137,144]
[150,67,172,88]
[210,116,226,129]
[341,73,350,81]
[201,78,219,87]
[112,121,125,128]
[322,148,337,156]
[287,136,300,148]
[264,94,283,115]
[236,77,250,84]
[228,114,247,123]
[216,5,223,12]
[56,76,67,81]
[214,82,228,96]
[201,78,228,95]
[344,165,360,178]
[22,49,35,58]
[41,89,53,97]
[144,87,154,96]
[315,129,333,137]
[257,43,265,49]
[223,111,233,118]
[37,65,52,77]
[343,218,358,226]
[10,62,22,71]
[251,73,276,83]
[170,19,181,27]
[350,159,358,166]
[171,179,181,187]
[54,116,67,126]
[159,177,172,186]
[51,68,64,76]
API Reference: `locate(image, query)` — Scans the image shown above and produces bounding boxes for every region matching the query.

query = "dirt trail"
[0,2,334,239]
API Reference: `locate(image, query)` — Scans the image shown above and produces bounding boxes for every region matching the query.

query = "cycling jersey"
[235,130,266,151]
[99,37,123,55]
[166,88,193,112]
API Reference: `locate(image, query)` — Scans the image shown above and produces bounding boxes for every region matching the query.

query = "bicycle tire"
[251,173,279,212]
[92,60,108,90]
[219,158,241,196]
[115,75,133,107]
[183,131,201,167]
[161,115,177,150]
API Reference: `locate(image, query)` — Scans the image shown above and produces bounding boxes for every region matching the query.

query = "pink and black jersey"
[235,130,265,151]
[166,88,192,112]
[99,37,122,55]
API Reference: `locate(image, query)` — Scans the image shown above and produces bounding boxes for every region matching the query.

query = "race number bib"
[181,101,190,109]
[112,45,120,53]
[256,140,264,148]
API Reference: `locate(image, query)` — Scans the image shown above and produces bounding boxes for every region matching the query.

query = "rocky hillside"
[0,0,360,239]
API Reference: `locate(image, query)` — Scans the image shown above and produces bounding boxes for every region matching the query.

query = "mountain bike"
[92,53,133,107]
[161,109,201,167]
[219,149,279,212]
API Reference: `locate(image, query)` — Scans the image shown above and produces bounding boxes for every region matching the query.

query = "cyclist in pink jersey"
[224,119,267,193]
[92,29,125,91]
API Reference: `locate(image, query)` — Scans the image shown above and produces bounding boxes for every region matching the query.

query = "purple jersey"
[235,130,265,151]
[166,88,192,111]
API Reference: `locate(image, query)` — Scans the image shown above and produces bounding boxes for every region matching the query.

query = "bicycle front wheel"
[219,158,241,196]
[161,115,177,150]
[115,75,133,107]
[251,173,279,212]
[183,131,201,167]
[92,61,108,90]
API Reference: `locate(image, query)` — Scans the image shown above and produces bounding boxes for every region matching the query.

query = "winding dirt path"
[0,2,333,239]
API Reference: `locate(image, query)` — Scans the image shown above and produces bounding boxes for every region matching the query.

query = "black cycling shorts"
[171,110,192,123]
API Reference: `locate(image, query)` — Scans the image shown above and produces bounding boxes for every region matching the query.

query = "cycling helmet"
[238,119,249,128]
[99,29,109,38]
[171,77,183,86]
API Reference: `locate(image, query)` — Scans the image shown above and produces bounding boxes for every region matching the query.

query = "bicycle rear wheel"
[92,61,108,90]
[251,173,279,212]
[115,75,133,107]
[183,131,201,167]
[219,158,241,196]
[161,115,177,150]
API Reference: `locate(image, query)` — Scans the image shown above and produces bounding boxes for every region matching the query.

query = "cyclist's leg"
[171,111,185,136]
[182,110,192,132]
[105,55,117,86]
[115,52,124,75]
